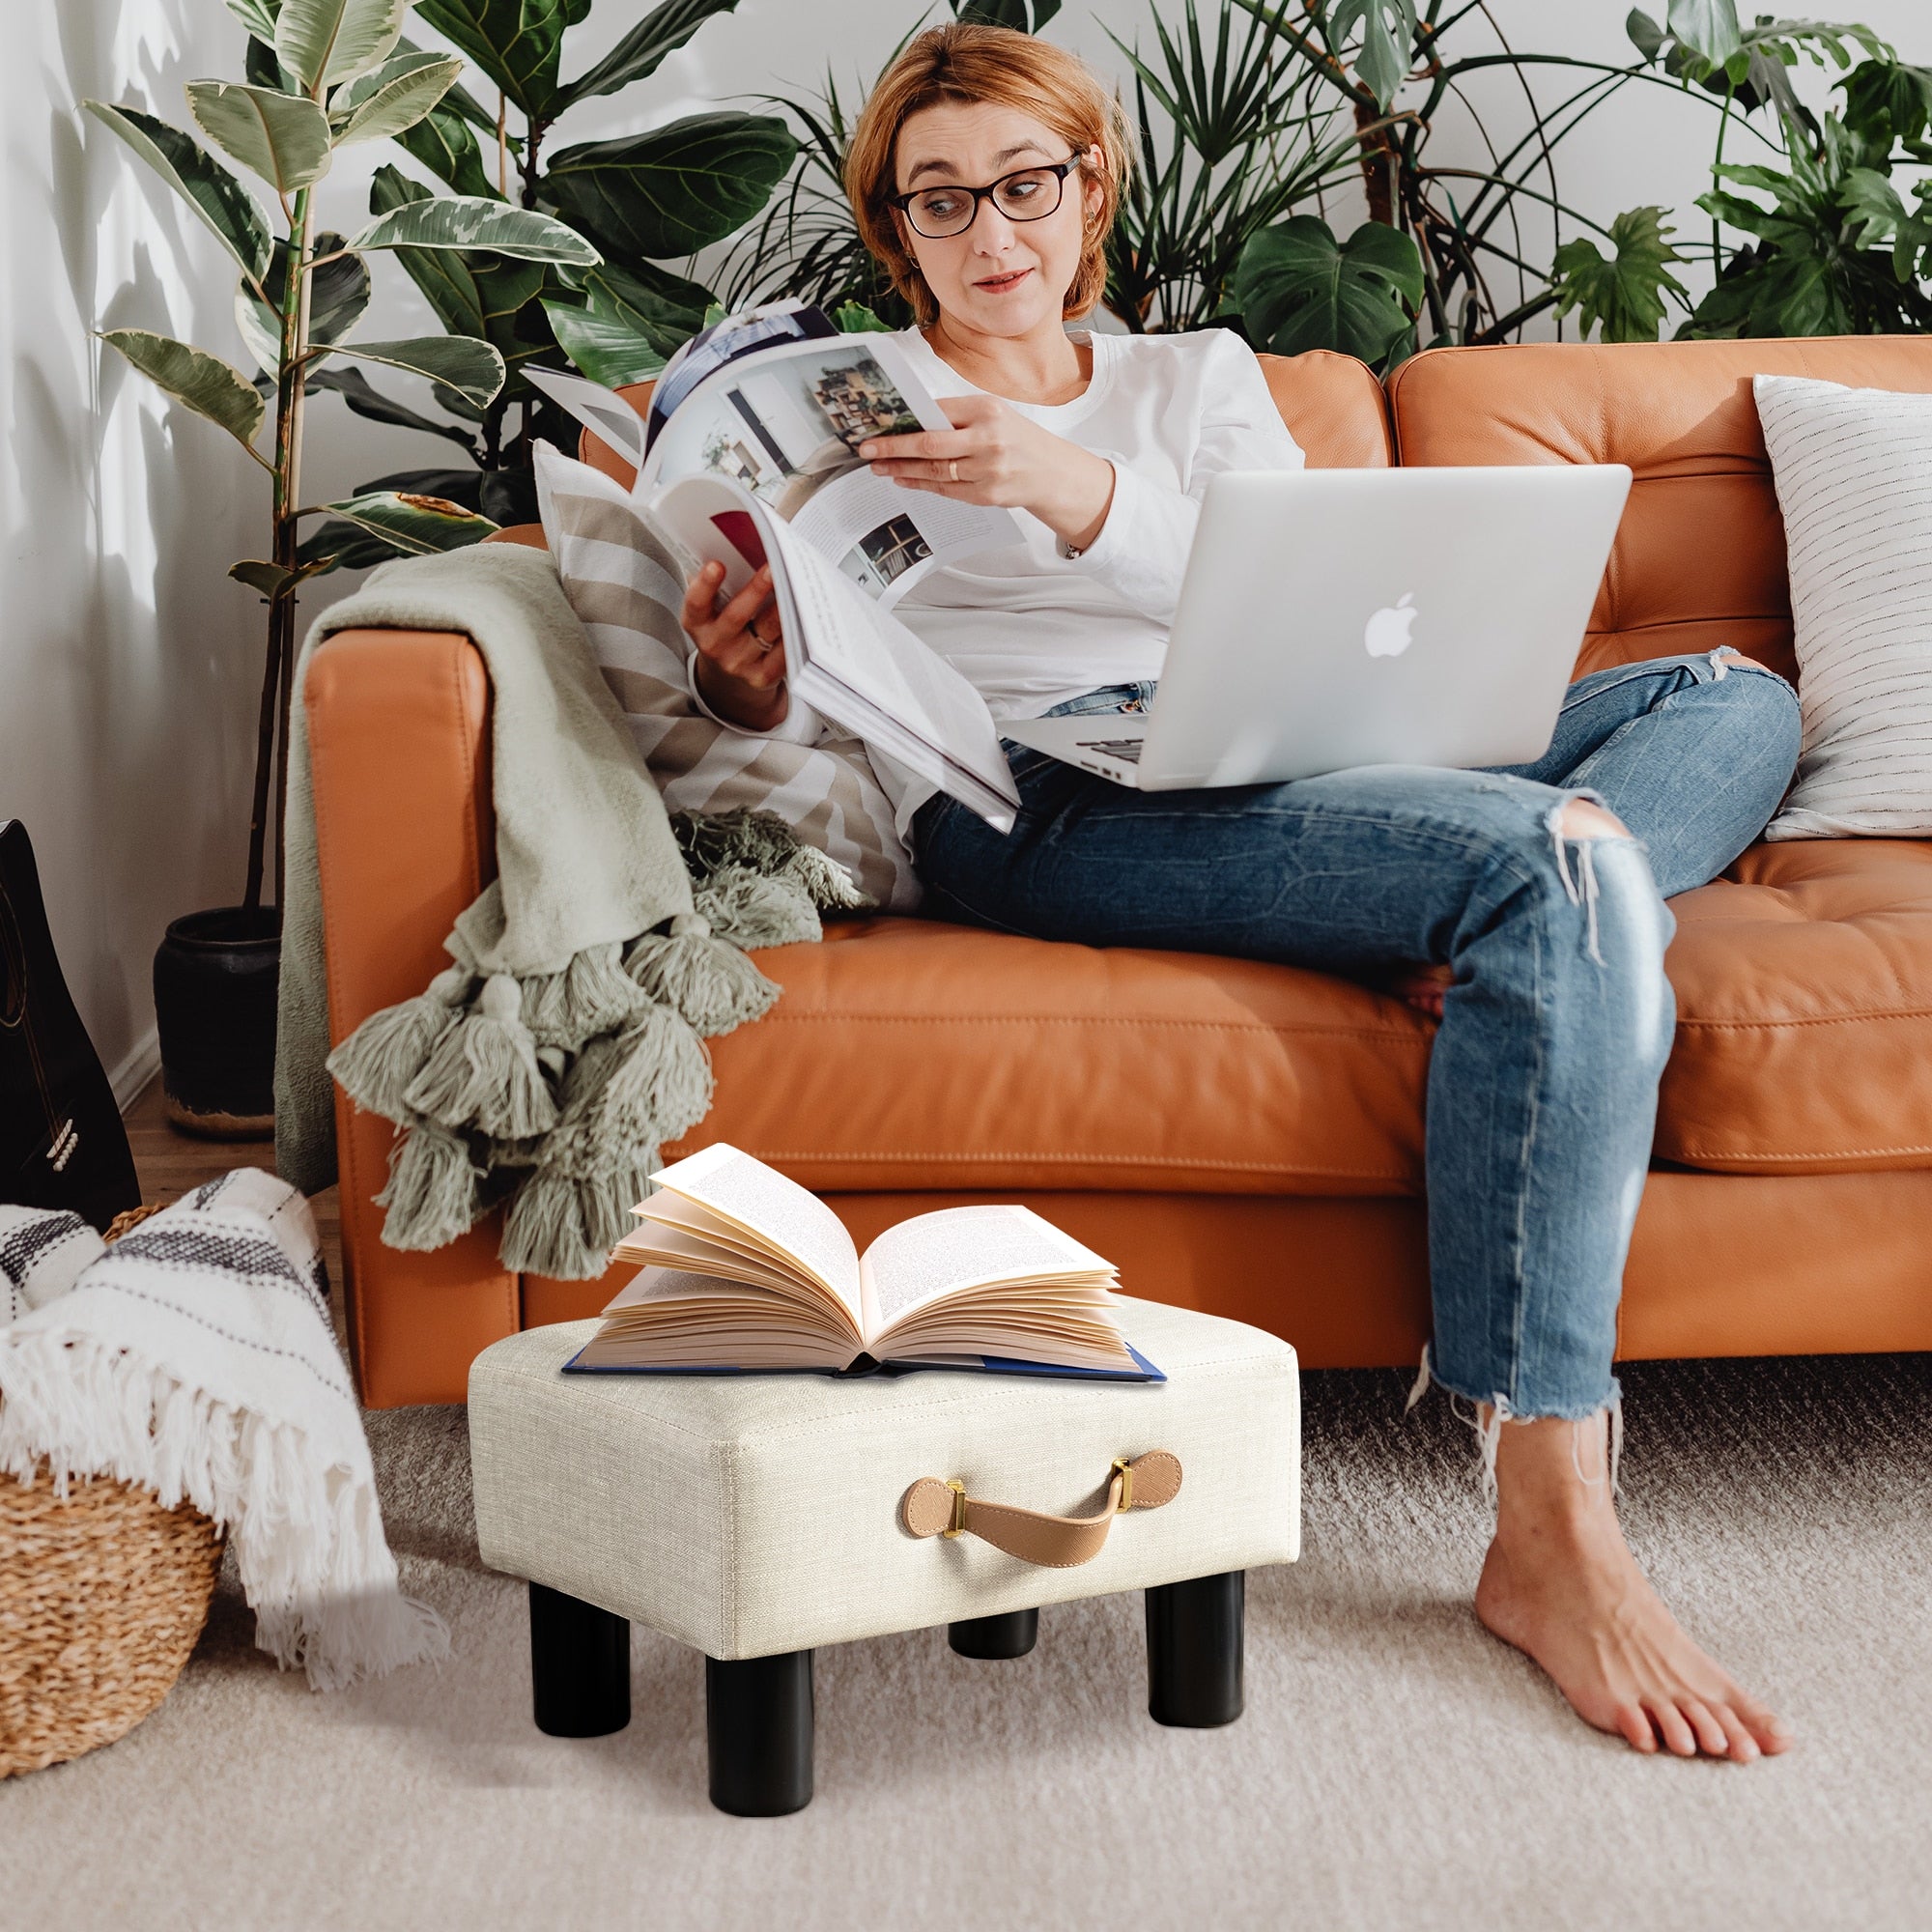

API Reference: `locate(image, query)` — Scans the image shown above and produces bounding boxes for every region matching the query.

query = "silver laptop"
[1003,465,1633,790]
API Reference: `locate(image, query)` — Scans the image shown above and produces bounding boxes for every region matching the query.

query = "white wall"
[2,1,271,1101]
[5,0,1926,1099]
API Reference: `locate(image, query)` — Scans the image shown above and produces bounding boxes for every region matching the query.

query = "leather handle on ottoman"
[900,1452,1182,1569]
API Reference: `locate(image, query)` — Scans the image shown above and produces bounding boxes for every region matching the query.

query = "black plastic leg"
[1146,1571,1244,1728]
[706,1650,814,1816]
[529,1581,631,1738]
[949,1608,1039,1660]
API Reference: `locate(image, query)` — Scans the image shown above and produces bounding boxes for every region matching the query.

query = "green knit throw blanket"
[327,808,862,1281]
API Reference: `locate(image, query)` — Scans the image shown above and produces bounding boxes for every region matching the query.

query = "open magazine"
[528,303,1024,828]
[562,1144,1158,1380]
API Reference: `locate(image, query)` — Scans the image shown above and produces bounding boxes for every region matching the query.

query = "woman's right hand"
[681,558,789,731]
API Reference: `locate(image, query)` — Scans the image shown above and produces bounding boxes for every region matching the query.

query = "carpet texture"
[5,1353,1929,1930]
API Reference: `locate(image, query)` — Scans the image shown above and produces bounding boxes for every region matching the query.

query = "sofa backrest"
[1387,336,1932,681]
[578,345,1393,485]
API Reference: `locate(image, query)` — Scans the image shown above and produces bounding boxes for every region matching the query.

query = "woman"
[680,23,1801,1761]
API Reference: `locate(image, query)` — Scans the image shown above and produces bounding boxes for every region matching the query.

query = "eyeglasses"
[889,155,1085,240]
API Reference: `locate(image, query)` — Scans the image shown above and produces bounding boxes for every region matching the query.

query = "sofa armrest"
[305,627,519,1406]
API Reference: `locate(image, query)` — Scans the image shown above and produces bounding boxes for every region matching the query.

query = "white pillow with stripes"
[1755,373,1932,840]
[533,443,920,908]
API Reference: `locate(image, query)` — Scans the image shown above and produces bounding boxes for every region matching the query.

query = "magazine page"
[635,327,1020,607]
[768,514,1023,830]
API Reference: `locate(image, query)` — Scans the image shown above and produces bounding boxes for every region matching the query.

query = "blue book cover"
[561,1343,1164,1383]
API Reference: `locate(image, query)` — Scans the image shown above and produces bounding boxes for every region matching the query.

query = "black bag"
[0,819,141,1229]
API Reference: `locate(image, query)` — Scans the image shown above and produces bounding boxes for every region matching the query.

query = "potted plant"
[88,0,595,1134]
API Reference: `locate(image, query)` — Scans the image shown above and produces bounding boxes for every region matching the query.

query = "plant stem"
[497,92,509,197]
[262,185,314,913]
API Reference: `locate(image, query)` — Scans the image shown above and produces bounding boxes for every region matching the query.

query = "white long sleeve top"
[691,324,1307,828]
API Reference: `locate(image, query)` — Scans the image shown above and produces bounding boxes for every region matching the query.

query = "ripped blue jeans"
[912,653,1802,1419]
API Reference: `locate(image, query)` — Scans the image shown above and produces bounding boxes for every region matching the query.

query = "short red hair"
[843,23,1130,327]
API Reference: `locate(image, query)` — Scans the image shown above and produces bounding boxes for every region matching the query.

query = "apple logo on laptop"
[1364,592,1418,658]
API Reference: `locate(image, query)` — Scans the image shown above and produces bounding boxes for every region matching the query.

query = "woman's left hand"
[859,393,1115,552]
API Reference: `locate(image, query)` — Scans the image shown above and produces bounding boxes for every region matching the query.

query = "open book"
[563,1144,1157,1379]
[528,303,1023,829]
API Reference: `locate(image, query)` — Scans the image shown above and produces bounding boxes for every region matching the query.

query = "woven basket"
[0,1203,224,1778]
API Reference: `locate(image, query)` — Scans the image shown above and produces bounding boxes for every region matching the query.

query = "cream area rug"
[6,1354,1929,1931]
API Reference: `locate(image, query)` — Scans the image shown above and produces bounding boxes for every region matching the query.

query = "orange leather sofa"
[305,336,1932,1407]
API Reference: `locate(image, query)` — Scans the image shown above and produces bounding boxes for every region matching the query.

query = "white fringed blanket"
[0,1170,445,1691]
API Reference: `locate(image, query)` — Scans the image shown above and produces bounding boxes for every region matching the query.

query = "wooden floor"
[126,1078,345,1333]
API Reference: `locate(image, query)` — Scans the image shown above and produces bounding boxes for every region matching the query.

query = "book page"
[581,1266,858,1370]
[860,1205,1116,1336]
[645,1144,863,1330]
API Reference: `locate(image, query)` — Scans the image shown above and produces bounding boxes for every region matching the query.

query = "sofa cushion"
[1657,838,1932,1174]
[1386,336,1932,683]
[670,837,1932,1194]
[668,918,1435,1196]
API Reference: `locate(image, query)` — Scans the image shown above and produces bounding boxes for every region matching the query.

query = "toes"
[1680,1696,1733,1758]
[1710,1703,1761,1763]
[1737,1696,1795,1756]
[1649,1698,1699,1757]
[1616,1704,1660,1753]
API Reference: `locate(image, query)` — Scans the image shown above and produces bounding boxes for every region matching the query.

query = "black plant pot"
[153,905,280,1139]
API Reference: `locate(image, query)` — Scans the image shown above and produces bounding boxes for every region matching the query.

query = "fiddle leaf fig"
[556,0,745,111]
[412,0,572,117]
[545,112,798,264]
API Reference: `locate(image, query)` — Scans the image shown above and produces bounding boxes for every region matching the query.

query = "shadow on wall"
[2,0,269,1093]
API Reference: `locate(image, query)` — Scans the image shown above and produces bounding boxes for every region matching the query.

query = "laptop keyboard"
[1076,737,1146,764]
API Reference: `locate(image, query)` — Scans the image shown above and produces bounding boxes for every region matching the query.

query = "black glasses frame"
[888,154,1085,239]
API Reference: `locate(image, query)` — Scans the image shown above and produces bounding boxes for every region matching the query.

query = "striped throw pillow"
[1755,373,1932,840]
[533,443,920,908]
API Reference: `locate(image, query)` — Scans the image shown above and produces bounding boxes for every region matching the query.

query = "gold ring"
[949,459,959,483]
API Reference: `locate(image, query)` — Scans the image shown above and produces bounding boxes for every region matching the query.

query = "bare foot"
[1473,1413,1792,1761]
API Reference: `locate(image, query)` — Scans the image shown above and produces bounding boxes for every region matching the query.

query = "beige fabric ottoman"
[469,1295,1299,1814]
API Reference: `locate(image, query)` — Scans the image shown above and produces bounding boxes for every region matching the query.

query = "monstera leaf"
[99,330,266,453]
[83,102,272,285]
[545,113,798,265]
[274,0,408,96]
[185,81,332,192]
[1551,206,1690,342]
[1328,1,1418,110]
[1235,215,1423,369]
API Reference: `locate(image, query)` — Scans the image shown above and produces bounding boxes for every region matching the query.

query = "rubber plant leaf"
[366,165,489,336]
[83,101,273,285]
[274,0,408,97]
[228,555,334,601]
[412,0,571,117]
[556,0,744,111]
[1551,206,1690,342]
[235,233,371,372]
[98,329,266,453]
[306,363,482,449]
[351,195,599,264]
[225,0,283,40]
[545,112,799,264]
[320,489,499,554]
[330,53,464,146]
[333,334,506,408]
[185,81,332,192]
[1233,214,1424,369]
